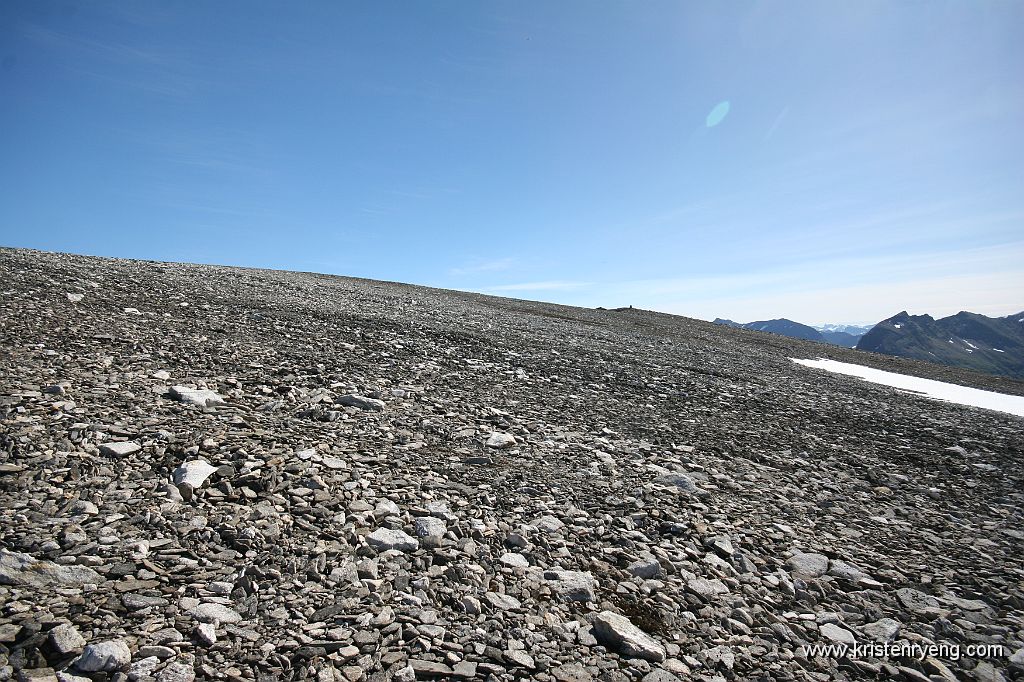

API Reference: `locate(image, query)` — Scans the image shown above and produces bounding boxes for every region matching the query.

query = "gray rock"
[75,640,131,672]
[687,577,729,597]
[534,515,564,533]
[819,623,855,645]
[551,663,594,682]
[366,528,419,552]
[190,603,243,625]
[452,661,478,678]
[862,617,901,643]
[627,559,662,579]
[896,588,940,613]
[545,569,598,602]
[0,549,102,588]
[786,552,829,579]
[413,516,446,546]
[703,645,735,670]
[500,552,530,568]
[642,671,682,682]
[409,659,453,677]
[194,622,217,646]
[486,432,517,448]
[128,656,160,679]
[484,591,522,610]
[504,650,535,669]
[705,535,734,558]
[49,623,86,655]
[158,662,196,682]
[655,472,699,493]
[828,559,874,583]
[98,441,141,457]
[591,610,666,662]
[172,459,219,489]
[337,394,384,411]
[169,385,224,407]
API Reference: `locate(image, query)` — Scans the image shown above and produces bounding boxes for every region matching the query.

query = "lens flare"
[706,100,730,127]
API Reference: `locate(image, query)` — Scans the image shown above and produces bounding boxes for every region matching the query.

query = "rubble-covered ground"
[1,247,1022,682]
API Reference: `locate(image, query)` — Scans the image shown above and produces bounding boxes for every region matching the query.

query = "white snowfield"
[791,358,1024,418]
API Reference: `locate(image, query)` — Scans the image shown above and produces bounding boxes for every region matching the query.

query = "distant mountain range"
[713,318,868,347]
[856,310,1024,379]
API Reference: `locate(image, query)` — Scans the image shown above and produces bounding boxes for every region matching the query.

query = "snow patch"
[893,323,902,329]
[994,348,1005,353]
[964,340,978,349]
[791,358,1024,418]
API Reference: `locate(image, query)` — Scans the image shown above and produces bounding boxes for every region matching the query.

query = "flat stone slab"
[366,528,419,552]
[190,602,243,624]
[99,441,141,457]
[169,385,224,407]
[173,459,219,489]
[786,552,829,580]
[0,549,102,588]
[337,394,385,411]
[591,610,666,662]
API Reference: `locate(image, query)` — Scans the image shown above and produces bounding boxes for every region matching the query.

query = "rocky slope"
[857,311,1024,380]
[1,248,1022,682]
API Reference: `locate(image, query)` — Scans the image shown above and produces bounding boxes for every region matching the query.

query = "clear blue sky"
[2,1,1022,324]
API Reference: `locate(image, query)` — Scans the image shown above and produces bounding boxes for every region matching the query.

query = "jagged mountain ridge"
[712,318,864,347]
[857,310,1024,379]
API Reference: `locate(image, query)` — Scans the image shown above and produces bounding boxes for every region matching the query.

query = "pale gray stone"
[337,394,384,411]
[169,385,224,407]
[98,441,141,457]
[190,602,243,625]
[591,610,666,662]
[0,550,102,588]
[75,640,131,672]
[366,527,419,552]
[172,459,218,489]
[786,552,829,579]
[49,623,86,655]
[485,432,516,448]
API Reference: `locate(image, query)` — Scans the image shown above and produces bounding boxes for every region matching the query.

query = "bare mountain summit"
[1,248,1022,681]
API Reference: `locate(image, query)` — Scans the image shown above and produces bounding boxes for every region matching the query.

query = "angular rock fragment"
[786,552,829,580]
[485,432,516,448]
[190,603,243,624]
[75,640,131,672]
[591,610,666,662]
[49,623,86,655]
[413,516,446,547]
[173,459,219,489]
[366,528,419,552]
[862,617,901,642]
[819,622,855,645]
[169,385,224,407]
[98,440,141,457]
[337,394,384,411]
[0,550,102,588]
[484,591,522,610]
[655,471,700,493]
[545,569,598,601]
